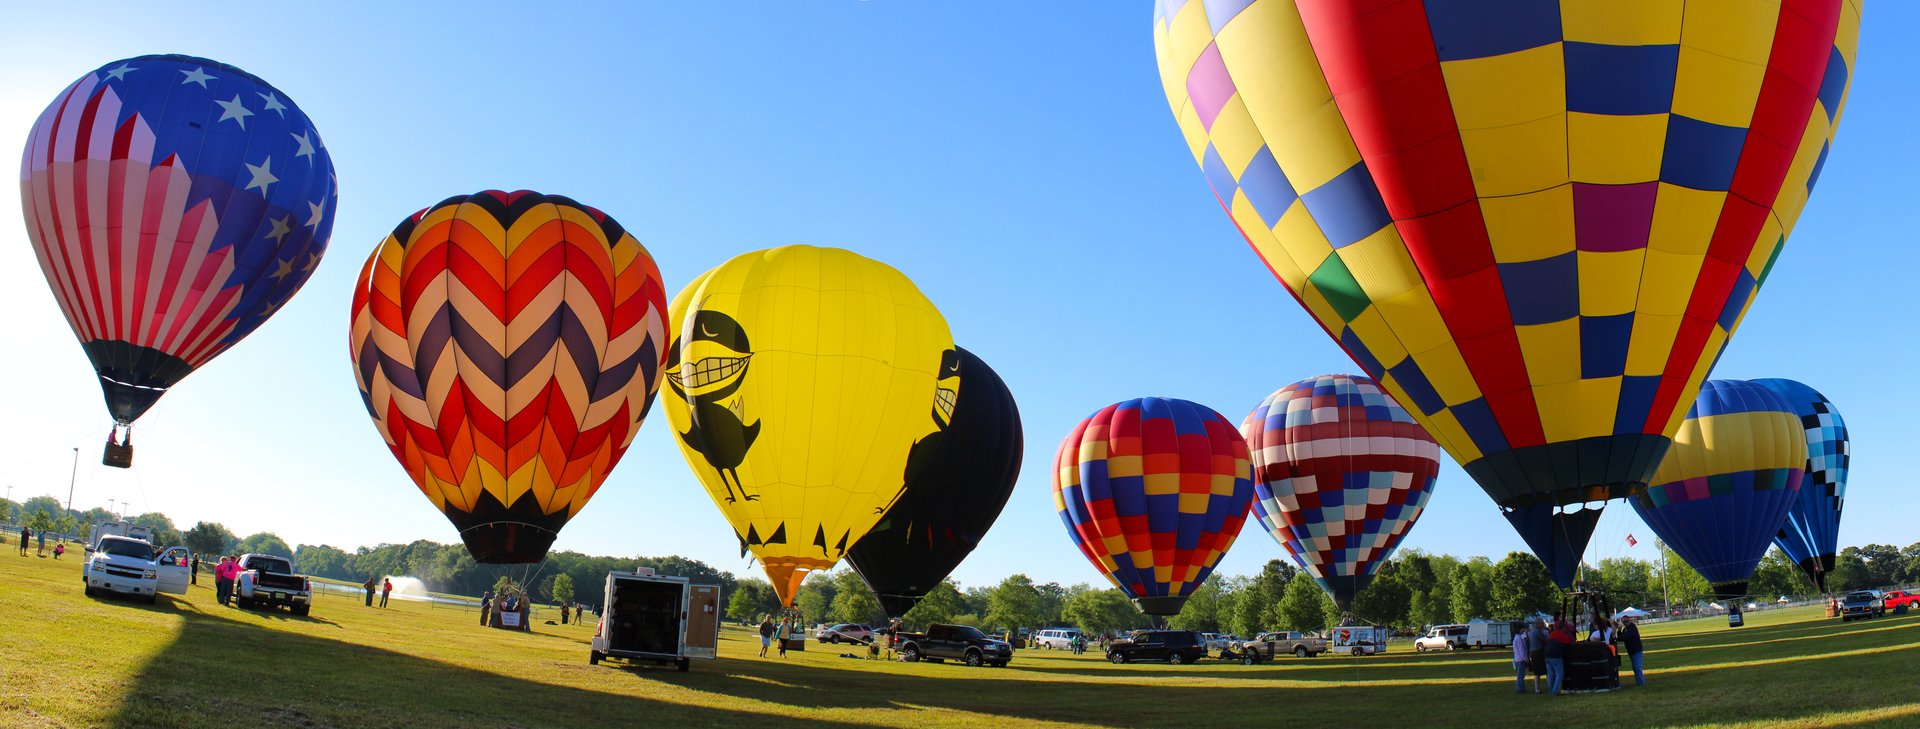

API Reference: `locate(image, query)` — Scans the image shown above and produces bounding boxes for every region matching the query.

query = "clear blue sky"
[0,3,1913,589]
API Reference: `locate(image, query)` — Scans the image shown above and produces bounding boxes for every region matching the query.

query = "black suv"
[1107,630,1205,665]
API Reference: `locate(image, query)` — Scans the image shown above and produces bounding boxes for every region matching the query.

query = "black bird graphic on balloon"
[874,348,962,515]
[666,310,760,503]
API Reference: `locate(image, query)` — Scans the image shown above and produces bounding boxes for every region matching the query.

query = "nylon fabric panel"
[1633,379,1806,592]
[662,246,952,606]
[1754,378,1849,591]
[349,190,668,563]
[1241,375,1439,608]
[1053,397,1254,616]
[21,55,336,426]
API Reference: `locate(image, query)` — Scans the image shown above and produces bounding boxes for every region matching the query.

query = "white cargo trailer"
[589,569,721,672]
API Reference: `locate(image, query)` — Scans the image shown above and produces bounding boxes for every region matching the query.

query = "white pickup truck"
[233,554,314,616]
[83,536,190,604]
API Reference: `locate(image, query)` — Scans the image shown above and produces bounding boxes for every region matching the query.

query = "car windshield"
[1844,594,1874,603]
[97,538,152,559]
[251,558,293,574]
[953,626,988,641]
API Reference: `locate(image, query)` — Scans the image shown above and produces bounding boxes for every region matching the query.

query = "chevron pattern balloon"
[350,191,669,563]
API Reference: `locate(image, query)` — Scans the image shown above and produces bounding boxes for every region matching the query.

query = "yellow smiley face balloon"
[664,246,957,605]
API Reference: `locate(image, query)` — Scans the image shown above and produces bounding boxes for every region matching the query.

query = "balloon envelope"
[847,347,1023,618]
[663,246,956,606]
[1242,375,1440,609]
[1054,397,1255,616]
[1631,380,1806,598]
[350,190,669,563]
[1153,1,1858,584]
[23,55,336,428]
[1753,378,1849,592]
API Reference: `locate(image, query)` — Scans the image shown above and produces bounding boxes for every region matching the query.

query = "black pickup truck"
[894,623,1013,667]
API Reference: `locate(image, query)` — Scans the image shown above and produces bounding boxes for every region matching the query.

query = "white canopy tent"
[1613,606,1652,619]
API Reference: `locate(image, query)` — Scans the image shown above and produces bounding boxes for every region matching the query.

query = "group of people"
[756,614,804,657]
[360,576,395,607]
[209,555,246,606]
[477,589,535,630]
[1511,614,1646,696]
[17,526,62,558]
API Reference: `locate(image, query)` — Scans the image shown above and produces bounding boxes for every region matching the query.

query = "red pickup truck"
[1883,590,1919,611]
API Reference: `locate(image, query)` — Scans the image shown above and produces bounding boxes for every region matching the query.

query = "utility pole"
[65,448,79,514]
[1659,543,1672,615]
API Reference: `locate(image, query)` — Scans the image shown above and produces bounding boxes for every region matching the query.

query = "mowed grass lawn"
[3,553,1918,728]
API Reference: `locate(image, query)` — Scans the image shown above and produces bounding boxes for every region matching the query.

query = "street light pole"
[66,447,79,514]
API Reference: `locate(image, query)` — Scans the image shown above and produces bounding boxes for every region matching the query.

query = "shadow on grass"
[109,606,870,729]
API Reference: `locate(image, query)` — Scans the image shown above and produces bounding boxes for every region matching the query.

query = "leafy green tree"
[1899,542,1920,586]
[55,515,79,538]
[1276,571,1330,632]
[1850,544,1902,588]
[1595,557,1654,601]
[795,572,836,623]
[985,574,1044,633]
[234,532,294,559]
[293,545,353,580]
[830,569,882,625]
[1747,547,1815,599]
[1407,591,1436,629]
[1448,561,1492,622]
[550,574,575,605]
[1168,574,1238,632]
[1033,582,1068,627]
[1060,588,1147,636]
[183,522,238,556]
[127,512,183,548]
[1352,569,1411,628]
[1828,552,1872,593]
[1489,552,1559,619]
[727,578,780,621]
[26,509,55,534]
[901,580,965,629]
[21,496,63,520]
[1653,542,1712,606]
[0,498,17,524]
[1232,578,1275,636]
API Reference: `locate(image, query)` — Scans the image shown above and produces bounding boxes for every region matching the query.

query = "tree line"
[10,496,1919,630]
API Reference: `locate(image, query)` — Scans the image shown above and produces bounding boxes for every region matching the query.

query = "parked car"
[1106,630,1206,665]
[82,536,190,604]
[1033,628,1082,650]
[1882,590,1919,612]
[232,554,314,615]
[1839,590,1885,621]
[1228,631,1328,663]
[1415,625,1469,651]
[815,623,873,644]
[1201,633,1241,654]
[894,624,1012,667]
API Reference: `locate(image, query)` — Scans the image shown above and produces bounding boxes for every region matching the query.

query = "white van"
[83,536,190,604]
[1033,628,1082,649]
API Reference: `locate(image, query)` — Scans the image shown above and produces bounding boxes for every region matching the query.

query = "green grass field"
[4,552,1917,728]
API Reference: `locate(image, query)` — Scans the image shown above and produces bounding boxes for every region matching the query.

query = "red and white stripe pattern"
[21,73,241,367]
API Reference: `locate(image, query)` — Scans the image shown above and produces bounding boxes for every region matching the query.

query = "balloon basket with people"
[1555,588,1622,694]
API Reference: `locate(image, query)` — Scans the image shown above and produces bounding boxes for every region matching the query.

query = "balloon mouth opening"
[1131,596,1188,616]
[459,522,558,564]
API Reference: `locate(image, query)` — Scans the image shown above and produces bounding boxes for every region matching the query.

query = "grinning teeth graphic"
[935,387,957,421]
[670,355,750,389]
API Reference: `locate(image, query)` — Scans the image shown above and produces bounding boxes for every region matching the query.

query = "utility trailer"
[589,569,721,672]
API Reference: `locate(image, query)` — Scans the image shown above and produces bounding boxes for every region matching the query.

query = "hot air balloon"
[1054,397,1255,616]
[23,55,337,467]
[1631,380,1806,598]
[1242,375,1439,610]
[1754,378,1849,592]
[847,346,1023,618]
[349,191,668,563]
[1154,2,1858,586]
[663,246,956,607]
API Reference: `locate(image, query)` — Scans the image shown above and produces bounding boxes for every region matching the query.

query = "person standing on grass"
[759,616,775,657]
[480,590,493,626]
[1545,618,1574,695]
[776,618,792,658]
[213,556,236,606]
[36,528,46,556]
[380,578,393,608]
[190,554,200,585]
[1526,618,1548,693]
[1511,624,1531,694]
[362,576,378,607]
[1620,616,1646,686]
[17,526,27,556]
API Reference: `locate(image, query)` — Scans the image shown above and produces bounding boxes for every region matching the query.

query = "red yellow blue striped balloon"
[1631,379,1806,598]
[1242,375,1440,609]
[1053,397,1254,616]
[1154,1,1858,583]
[350,191,669,563]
